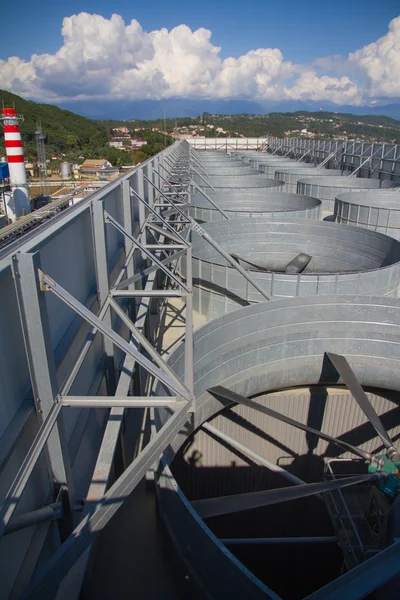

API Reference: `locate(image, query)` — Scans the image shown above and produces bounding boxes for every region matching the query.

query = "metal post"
[91,200,116,393]
[122,179,134,284]
[12,252,75,507]
[184,240,195,398]
[146,164,154,208]
[137,169,146,231]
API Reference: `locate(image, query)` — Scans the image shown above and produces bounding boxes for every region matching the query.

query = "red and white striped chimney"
[1,107,30,219]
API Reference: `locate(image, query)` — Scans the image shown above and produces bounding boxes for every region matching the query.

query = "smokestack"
[1,108,30,220]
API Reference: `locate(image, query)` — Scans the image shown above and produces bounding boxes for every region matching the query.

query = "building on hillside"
[112,126,130,134]
[132,138,147,147]
[109,139,127,148]
[79,159,119,180]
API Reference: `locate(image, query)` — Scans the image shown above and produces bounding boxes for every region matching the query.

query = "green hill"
[0,89,109,161]
[2,89,399,165]
[0,89,173,165]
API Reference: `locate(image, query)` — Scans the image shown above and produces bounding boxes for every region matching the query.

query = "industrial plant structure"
[1,130,400,600]
[0,108,30,221]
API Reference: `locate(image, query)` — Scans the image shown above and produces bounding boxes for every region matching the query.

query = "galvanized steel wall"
[335,191,400,240]
[297,176,381,213]
[193,174,282,189]
[189,191,320,222]
[155,296,400,599]
[275,168,343,194]
[185,219,400,318]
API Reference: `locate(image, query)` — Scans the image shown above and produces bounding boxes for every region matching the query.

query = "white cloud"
[349,16,400,98]
[0,12,399,106]
[282,71,363,105]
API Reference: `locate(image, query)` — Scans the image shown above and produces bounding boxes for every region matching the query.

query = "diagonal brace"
[0,402,62,540]
[114,248,187,290]
[39,271,191,401]
[104,212,190,293]
[130,185,189,244]
[108,296,187,392]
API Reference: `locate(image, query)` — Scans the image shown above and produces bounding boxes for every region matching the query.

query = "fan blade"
[208,386,379,465]
[326,353,399,460]
[192,474,379,519]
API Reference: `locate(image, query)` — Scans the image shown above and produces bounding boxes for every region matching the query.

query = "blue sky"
[1,0,398,62]
[0,1,399,111]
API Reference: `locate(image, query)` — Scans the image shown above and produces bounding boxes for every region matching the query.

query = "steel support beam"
[59,299,110,396]
[91,200,116,393]
[5,503,63,536]
[11,252,75,506]
[184,241,194,398]
[145,222,189,246]
[147,169,190,206]
[60,396,181,408]
[142,173,190,220]
[111,289,183,298]
[121,179,135,286]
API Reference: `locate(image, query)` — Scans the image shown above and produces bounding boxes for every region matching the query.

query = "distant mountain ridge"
[1,86,399,123]
[1,89,399,160]
[58,97,400,121]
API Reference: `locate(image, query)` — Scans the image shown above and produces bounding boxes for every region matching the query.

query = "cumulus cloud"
[0,12,399,105]
[349,16,400,98]
[282,71,362,104]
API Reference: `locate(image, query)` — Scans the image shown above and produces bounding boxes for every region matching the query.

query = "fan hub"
[368,455,400,498]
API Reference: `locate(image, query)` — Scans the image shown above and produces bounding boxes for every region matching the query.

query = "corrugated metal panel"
[176,387,400,481]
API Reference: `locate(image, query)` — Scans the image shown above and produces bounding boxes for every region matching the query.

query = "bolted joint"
[388,447,400,463]
[189,218,205,236]
[38,269,53,292]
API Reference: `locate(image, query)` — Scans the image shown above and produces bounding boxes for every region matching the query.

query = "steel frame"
[2,139,399,599]
[0,140,275,599]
